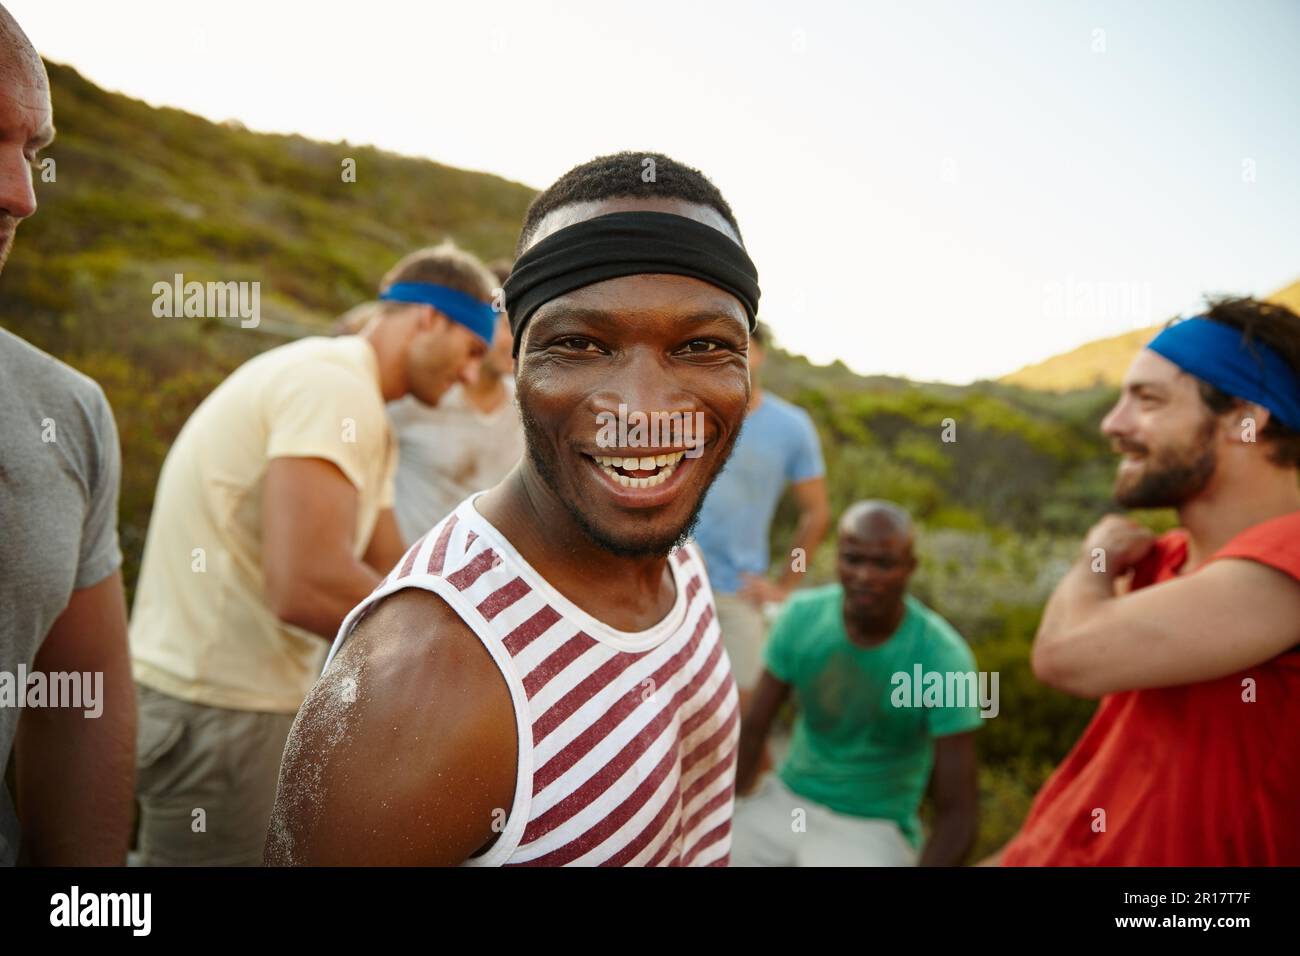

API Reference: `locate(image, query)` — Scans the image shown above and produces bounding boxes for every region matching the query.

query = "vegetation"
[7,60,1256,861]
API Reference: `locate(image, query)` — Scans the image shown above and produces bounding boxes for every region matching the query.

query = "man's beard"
[1113,417,1217,509]
[519,402,738,559]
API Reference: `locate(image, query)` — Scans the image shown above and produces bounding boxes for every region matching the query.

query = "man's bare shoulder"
[266,587,517,865]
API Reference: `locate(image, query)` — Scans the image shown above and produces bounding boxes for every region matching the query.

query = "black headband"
[503,210,760,356]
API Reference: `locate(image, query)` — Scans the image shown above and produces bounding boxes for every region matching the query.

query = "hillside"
[1000,279,1300,391]
[1,62,1127,854]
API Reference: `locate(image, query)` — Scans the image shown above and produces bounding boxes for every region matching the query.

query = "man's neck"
[359,327,407,402]
[843,599,907,648]
[476,468,677,632]
[1178,467,1300,571]
[462,372,508,413]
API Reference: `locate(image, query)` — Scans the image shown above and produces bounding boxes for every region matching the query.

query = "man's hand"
[1080,515,1157,579]
[737,574,788,608]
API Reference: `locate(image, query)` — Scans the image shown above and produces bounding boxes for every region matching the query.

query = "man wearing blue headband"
[271,152,753,866]
[131,241,495,865]
[995,297,1300,866]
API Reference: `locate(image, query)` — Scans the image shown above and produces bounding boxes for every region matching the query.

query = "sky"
[13,0,1300,383]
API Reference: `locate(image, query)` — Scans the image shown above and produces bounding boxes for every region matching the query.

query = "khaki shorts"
[714,592,770,690]
[134,683,296,866]
[730,774,918,867]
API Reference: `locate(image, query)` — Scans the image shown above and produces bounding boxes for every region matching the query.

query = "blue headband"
[378,282,496,345]
[1146,317,1300,430]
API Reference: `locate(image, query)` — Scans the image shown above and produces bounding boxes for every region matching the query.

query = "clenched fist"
[1081,514,1157,577]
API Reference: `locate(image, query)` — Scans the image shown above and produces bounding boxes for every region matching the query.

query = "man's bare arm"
[363,508,406,574]
[1033,558,1300,698]
[262,457,385,639]
[15,571,135,865]
[739,477,831,604]
[919,731,978,867]
[778,476,831,593]
[264,588,517,865]
[735,669,791,795]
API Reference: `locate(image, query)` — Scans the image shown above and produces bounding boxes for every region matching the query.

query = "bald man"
[0,4,135,865]
[732,501,981,866]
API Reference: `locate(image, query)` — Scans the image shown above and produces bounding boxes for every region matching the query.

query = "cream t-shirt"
[130,336,396,713]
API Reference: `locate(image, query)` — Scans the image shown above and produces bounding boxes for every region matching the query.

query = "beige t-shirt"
[130,336,396,713]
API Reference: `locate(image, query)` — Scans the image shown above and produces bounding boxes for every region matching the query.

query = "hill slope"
[1,59,1117,590]
[1001,279,1300,391]
[1,61,1115,853]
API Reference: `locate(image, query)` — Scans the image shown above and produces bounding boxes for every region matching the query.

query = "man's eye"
[681,340,719,354]
[559,336,599,351]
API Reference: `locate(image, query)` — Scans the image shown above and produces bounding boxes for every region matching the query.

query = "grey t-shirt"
[0,327,123,865]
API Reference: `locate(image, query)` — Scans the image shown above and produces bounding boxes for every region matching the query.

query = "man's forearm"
[15,661,136,865]
[734,726,770,794]
[777,511,829,591]
[919,809,977,866]
[1036,558,1114,651]
[277,559,383,639]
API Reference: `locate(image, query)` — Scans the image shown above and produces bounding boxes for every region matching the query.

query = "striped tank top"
[325,493,740,866]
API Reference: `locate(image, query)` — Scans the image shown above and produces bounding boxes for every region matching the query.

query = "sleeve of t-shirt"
[763,598,804,684]
[1210,511,1300,582]
[924,626,986,738]
[785,407,826,484]
[75,387,125,590]
[263,361,384,493]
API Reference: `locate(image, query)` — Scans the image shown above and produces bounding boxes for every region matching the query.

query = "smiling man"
[266,152,755,866]
[998,297,1300,866]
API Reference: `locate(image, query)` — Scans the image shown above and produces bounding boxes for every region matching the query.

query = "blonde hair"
[378,240,497,309]
[332,300,384,336]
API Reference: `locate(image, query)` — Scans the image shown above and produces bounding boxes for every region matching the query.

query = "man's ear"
[418,306,442,331]
[1231,402,1271,444]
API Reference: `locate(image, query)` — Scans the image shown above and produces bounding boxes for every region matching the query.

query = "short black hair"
[1181,295,1300,468]
[516,151,743,256]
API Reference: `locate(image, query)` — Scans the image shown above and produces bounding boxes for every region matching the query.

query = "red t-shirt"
[1003,510,1300,866]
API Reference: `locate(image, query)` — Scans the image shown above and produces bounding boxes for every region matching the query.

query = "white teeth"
[592,451,686,469]
[594,458,680,490]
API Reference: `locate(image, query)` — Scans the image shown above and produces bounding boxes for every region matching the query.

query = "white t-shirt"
[388,379,524,542]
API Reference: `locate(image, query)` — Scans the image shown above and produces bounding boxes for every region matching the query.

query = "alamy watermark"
[152,273,261,328]
[0,666,103,718]
[596,403,705,458]
[50,886,151,936]
[890,666,999,718]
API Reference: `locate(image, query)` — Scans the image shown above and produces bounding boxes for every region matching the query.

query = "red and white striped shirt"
[325,494,740,866]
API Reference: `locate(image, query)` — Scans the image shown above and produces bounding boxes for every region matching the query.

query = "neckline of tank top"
[460,492,694,654]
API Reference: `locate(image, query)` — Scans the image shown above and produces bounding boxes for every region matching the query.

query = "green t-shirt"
[764,585,983,848]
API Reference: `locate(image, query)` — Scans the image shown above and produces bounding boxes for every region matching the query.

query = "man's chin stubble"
[519,411,741,560]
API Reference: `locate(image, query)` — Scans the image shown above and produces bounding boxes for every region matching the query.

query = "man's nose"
[0,150,38,221]
[592,347,692,424]
[1100,397,1131,439]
